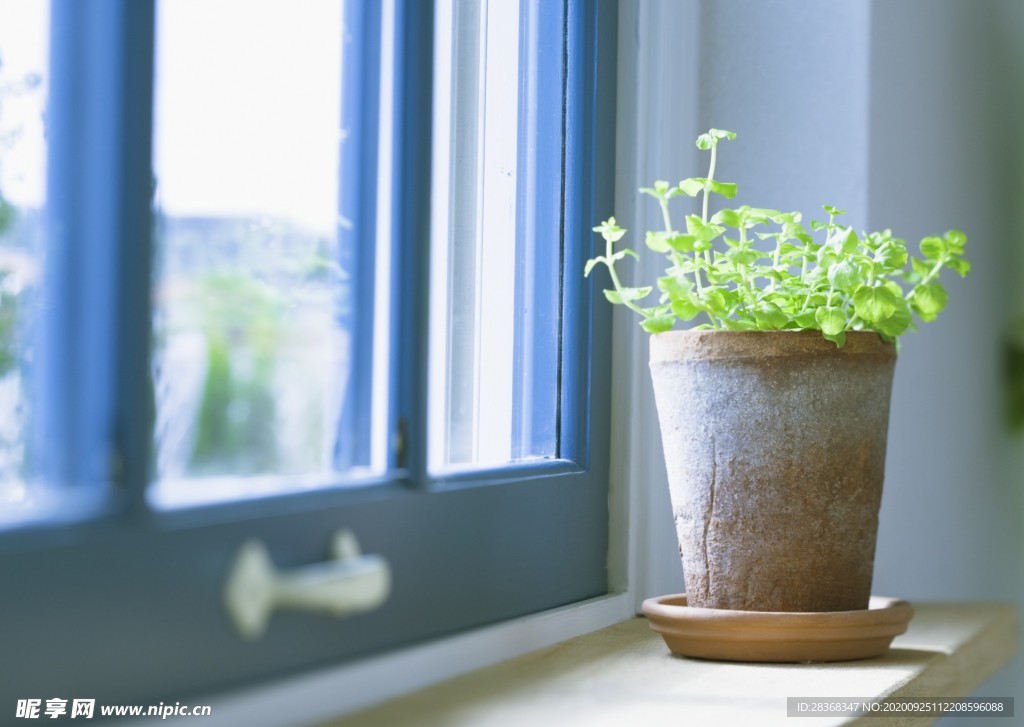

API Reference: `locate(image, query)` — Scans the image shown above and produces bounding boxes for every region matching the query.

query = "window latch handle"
[223,530,391,640]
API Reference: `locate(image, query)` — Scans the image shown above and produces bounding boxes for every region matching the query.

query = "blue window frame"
[1,0,617,708]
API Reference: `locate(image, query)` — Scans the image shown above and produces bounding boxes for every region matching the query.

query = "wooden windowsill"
[326,603,1018,727]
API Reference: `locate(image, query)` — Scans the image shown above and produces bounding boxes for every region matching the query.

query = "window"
[1,0,617,709]
[0,0,47,524]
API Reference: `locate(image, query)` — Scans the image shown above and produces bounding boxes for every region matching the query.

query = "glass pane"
[0,0,48,523]
[150,0,380,507]
[428,0,556,472]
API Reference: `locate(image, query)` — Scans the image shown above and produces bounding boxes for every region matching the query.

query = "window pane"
[428,0,556,473]
[0,0,48,523]
[150,0,381,507]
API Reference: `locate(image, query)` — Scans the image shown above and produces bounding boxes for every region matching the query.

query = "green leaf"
[920,236,945,260]
[678,178,705,197]
[721,317,757,331]
[604,286,653,305]
[613,248,640,262]
[816,246,839,268]
[803,266,828,285]
[711,208,743,228]
[810,219,827,231]
[645,230,671,253]
[852,285,899,323]
[696,130,735,150]
[753,302,790,330]
[592,217,626,242]
[667,234,699,253]
[726,248,761,266]
[828,259,861,292]
[826,226,858,254]
[685,215,724,242]
[670,297,700,321]
[874,241,908,270]
[640,183,671,200]
[584,257,603,277]
[640,314,675,334]
[708,180,738,198]
[908,257,933,282]
[882,279,906,298]
[815,306,847,336]
[658,274,692,298]
[945,229,967,254]
[745,207,782,223]
[947,257,971,277]
[701,288,729,318]
[874,297,912,337]
[771,211,802,225]
[823,330,846,348]
[823,204,846,217]
[911,281,948,322]
[793,311,819,329]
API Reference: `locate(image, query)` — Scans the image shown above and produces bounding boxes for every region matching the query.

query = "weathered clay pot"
[649,330,896,612]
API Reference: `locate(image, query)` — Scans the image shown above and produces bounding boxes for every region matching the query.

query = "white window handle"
[223,530,391,640]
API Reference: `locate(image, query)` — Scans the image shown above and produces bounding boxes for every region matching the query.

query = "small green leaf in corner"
[641,314,675,334]
[708,180,738,198]
[815,306,847,337]
[822,330,846,348]
[919,236,945,260]
[944,229,967,254]
[753,303,789,330]
[670,297,700,321]
[593,217,626,243]
[852,285,899,322]
[947,257,971,277]
[910,281,948,322]
[678,178,705,197]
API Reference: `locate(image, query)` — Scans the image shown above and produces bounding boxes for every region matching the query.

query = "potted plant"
[586,129,969,660]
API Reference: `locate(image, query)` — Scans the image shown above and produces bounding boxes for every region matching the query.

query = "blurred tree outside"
[0,49,41,488]
[151,213,350,483]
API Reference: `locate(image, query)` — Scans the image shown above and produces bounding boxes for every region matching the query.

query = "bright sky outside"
[0,0,344,234]
[0,0,48,208]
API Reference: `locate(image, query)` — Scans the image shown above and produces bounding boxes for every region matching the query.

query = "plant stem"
[604,236,646,316]
[920,259,944,286]
[770,241,781,293]
[659,197,673,232]
[702,143,717,224]
[700,143,717,295]
[740,226,755,299]
[907,258,945,302]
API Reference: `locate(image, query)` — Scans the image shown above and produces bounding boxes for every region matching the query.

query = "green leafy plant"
[585,128,970,346]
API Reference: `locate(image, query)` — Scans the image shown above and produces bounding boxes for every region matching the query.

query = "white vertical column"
[472,0,519,465]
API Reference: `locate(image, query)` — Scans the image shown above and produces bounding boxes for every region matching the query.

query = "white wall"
[866,0,1024,709]
[616,0,1023,710]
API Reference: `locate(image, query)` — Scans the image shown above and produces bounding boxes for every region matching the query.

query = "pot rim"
[649,328,896,363]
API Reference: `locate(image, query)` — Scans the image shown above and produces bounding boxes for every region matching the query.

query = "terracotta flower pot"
[648,330,897,612]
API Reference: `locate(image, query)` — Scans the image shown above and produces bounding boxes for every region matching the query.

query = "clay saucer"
[641,593,913,663]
